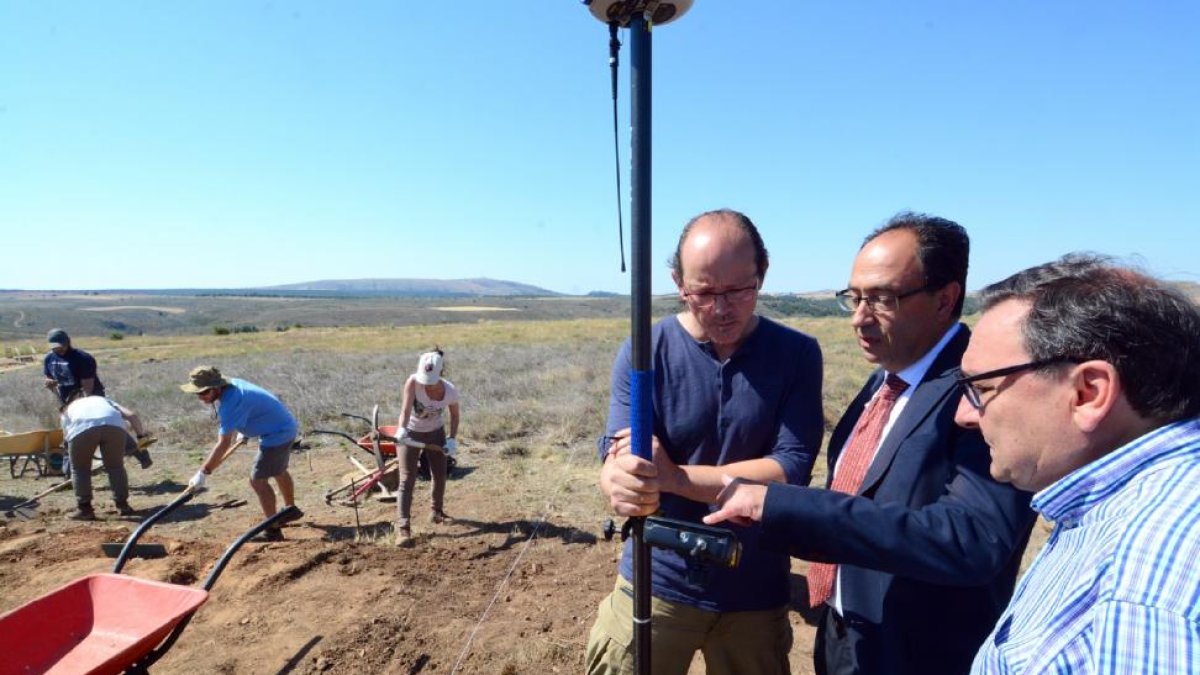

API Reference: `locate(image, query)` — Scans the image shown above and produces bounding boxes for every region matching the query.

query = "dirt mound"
[0,439,853,674]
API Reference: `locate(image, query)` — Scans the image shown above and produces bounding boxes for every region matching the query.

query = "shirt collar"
[1033,417,1200,522]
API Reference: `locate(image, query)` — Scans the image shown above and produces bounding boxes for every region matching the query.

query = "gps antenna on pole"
[580,3,694,674]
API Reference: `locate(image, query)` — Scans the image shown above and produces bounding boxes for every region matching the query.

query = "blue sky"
[2,2,1196,295]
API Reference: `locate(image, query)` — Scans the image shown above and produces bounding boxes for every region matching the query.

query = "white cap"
[415,351,443,385]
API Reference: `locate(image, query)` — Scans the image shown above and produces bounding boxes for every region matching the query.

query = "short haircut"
[667,208,769,282]
[980,253,1200,423]
[864,212,970,318]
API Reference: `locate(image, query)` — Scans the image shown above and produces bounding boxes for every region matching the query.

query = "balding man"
[585,208,825,675]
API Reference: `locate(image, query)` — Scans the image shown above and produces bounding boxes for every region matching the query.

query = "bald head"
[668,209,768,283]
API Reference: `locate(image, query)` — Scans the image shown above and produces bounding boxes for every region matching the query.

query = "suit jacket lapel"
[858,325,971,494]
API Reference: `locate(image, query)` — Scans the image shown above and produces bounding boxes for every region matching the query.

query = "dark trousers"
[814,606,858,675]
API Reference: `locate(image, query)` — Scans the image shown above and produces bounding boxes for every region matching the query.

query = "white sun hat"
[415,351,443,385]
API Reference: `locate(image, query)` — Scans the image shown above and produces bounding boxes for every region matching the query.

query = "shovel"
[5,478,74,519]
[4,461,104,520]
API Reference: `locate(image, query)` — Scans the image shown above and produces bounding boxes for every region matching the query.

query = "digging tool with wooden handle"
[5,478,72,519]
[189,434,248,492]
[218,433,249,464]
[5,460,104,519]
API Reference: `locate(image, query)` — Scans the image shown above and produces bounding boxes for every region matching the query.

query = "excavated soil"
[0,442,830,674]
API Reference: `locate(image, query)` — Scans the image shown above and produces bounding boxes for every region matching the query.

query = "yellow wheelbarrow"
[0,428,66,478]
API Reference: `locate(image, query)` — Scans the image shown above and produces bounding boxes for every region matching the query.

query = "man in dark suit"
[706,212,1037,675]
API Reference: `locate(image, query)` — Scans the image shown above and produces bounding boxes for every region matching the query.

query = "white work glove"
[445,438,458,456]
[396,427,410,444]
[189,470,208,492]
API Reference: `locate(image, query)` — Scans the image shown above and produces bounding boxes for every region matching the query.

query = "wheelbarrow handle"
[130,506,301,673]
[203,506,299,591]
[112,488,198,573]
[309,428,362,446]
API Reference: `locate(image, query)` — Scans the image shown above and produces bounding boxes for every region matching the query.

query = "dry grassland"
[0,315,1044,674]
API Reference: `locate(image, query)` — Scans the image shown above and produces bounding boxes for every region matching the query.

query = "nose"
[710,292,736,313]
[954,396,979,429]
[849,300,875,328]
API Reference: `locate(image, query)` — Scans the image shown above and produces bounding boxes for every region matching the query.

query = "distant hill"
[261,277,557,297]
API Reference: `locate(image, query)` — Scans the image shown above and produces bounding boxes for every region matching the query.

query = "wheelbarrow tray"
[0,429,63,456]
[0,573,208,675]
[356,425,400,457]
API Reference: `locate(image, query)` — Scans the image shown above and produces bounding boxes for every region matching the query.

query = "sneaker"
[430,510,453,524]
[259,527,285,542]
[70,504,96,521]
[395,527,413,547]
[115,501,136,517]
[276,507,304,525]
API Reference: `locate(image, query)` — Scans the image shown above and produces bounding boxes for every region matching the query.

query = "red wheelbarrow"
[311,406,455,506]
[0,488,299,675]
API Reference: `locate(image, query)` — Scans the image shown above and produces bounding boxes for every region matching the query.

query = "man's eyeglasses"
[682,284,759,309]
[956,357,1081,410]
[835,285,929,313]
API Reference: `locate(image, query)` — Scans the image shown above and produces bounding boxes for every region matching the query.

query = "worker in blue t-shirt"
[181,366,302,541]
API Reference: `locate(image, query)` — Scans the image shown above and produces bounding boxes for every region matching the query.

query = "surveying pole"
[582,2,694,673]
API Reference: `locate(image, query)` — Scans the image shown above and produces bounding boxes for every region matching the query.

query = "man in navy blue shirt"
[43,328,154,469]
[585,209,825,675]
[43,328,105,404]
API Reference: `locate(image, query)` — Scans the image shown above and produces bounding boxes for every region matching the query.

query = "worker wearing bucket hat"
[182,366,302,541]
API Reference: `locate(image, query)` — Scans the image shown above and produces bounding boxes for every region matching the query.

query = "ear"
[935,281,961,320]
[672,270,687,301]
[1069,361,1121,433]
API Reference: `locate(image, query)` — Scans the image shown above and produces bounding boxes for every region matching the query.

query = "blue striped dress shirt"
[971,417,1200,674]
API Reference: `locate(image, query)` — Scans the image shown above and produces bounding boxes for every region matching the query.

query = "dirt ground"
[0,437,835,675]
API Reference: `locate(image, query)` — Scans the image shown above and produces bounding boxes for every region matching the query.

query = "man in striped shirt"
[955,254,1200,674]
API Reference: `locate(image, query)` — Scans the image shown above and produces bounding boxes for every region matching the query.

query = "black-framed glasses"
[682,283,759,309]
[835,285,930,313]
[956,357,1082,410]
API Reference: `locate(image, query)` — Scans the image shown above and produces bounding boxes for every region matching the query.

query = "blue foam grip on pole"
[630,369,654,461]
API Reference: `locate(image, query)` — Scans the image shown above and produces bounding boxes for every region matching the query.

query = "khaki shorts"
[251,438,293,480]
[585,577,792,675]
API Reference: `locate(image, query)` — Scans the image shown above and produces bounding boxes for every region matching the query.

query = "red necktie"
[807,374,909,608]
